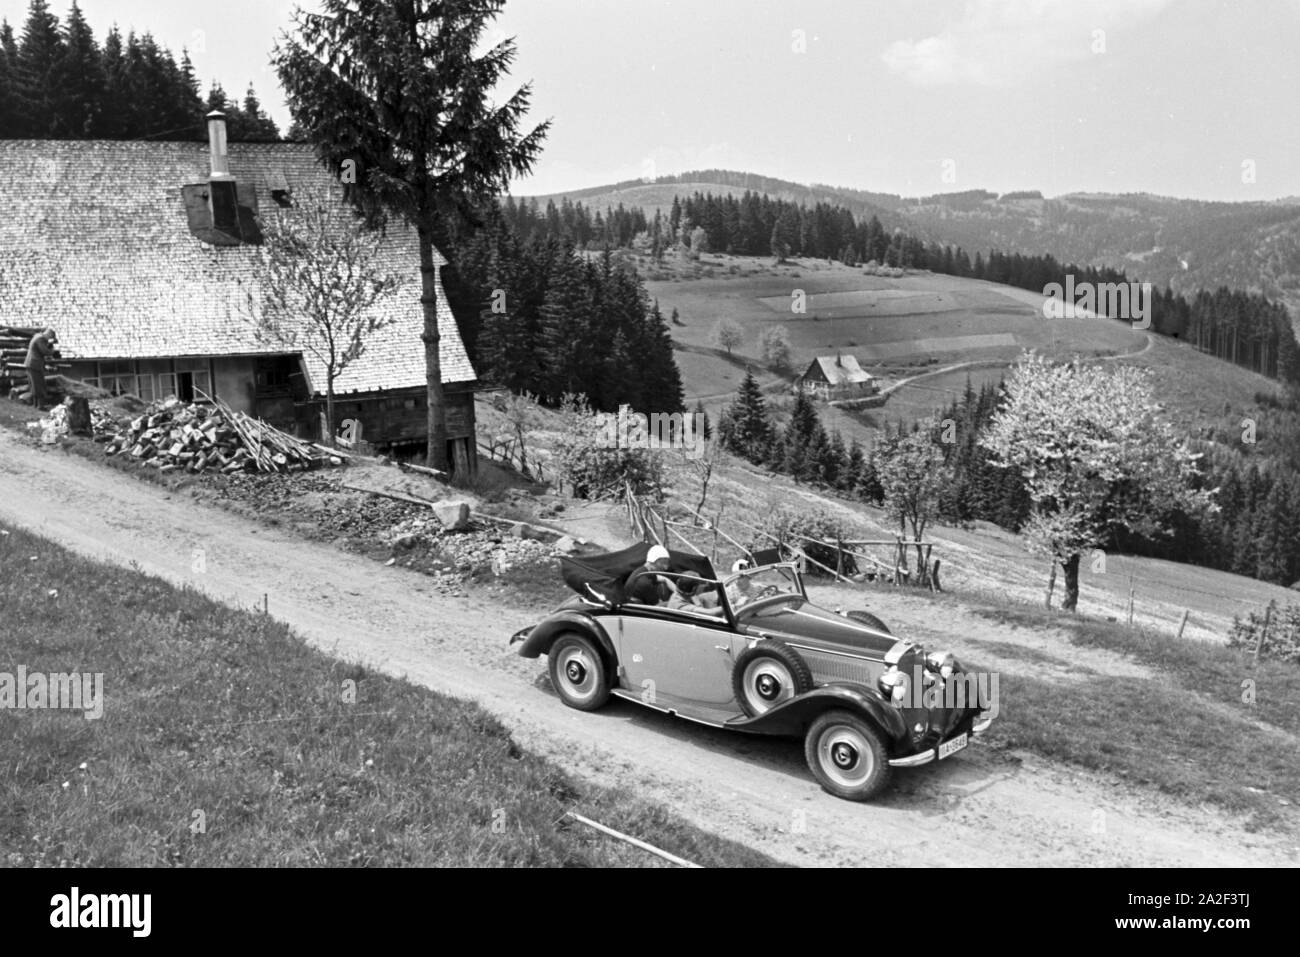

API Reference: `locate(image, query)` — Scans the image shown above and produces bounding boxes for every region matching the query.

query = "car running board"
[610,689,747,728]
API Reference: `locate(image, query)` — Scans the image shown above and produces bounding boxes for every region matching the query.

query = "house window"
[98,360,138,397]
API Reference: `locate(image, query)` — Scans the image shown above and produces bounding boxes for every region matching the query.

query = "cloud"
[882,0,1172,87]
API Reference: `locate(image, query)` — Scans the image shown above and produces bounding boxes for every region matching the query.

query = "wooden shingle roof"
[0,140,476,393]
[806,354,873,386]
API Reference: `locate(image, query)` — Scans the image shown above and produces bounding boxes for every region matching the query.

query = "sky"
[5,0,1299,201]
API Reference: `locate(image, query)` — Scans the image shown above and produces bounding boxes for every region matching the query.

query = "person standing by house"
[24,328,57,410]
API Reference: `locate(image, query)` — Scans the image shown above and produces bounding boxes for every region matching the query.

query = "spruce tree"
[56,1,103,136]
[98,25,128,137]
[693,399,712,440]
[844,438,865,492]
[722,369,771,462]
[0,22,17,135]
[14,0,64,137]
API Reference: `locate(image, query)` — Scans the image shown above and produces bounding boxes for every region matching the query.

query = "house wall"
[313,384,476,446]
[213,357,256,413]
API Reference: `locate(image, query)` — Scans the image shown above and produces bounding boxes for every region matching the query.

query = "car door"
[614,611,737,707]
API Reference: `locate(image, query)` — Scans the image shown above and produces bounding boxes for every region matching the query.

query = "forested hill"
[527,170,1300,339]
[509,186,1300,386]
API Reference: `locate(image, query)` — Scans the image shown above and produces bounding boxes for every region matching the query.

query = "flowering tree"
[981,352,1216,611]
[760,325,792,372]
[712,317,743,355]
[876,420,947,584]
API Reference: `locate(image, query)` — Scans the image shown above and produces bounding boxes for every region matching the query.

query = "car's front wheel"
[549,633,611,711]
[804,710,892,801]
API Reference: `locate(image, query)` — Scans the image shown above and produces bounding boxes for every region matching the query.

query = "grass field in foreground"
[0,523,777,867]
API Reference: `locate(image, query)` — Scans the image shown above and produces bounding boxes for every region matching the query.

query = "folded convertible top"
[560,543,716,605]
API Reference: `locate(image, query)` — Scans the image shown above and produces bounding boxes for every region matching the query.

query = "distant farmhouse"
[0,115,479,474]
[796,354,877,401]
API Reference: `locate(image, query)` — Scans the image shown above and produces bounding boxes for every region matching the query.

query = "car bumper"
[888,710,994,768]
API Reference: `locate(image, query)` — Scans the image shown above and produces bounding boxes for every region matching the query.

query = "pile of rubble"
[102,396,342,475]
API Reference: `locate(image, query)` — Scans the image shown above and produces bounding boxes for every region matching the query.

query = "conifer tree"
[721,369,772,463]
[14,0,64,136]
[55,1,100,136]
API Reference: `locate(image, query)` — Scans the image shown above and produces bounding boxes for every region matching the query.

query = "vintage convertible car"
[510,543,994,801]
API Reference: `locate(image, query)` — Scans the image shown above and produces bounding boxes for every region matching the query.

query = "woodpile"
[102,394,342,475]
[1,325,70,399]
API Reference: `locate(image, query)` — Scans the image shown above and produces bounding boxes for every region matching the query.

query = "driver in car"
[725,559,757,610]
[626,545,673,605]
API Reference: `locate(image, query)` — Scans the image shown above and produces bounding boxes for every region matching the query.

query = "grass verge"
[965,600,1300,831]
[0,523,777,867]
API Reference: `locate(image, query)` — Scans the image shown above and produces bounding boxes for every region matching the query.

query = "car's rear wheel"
[733,639,813,717]
[805,710,892,801]
[549,633,611,711]
[846,610,891,634]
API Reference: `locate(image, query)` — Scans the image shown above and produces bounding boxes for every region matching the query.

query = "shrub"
[749,506,860,578]
[1228,602,1300,664]
[552,395,664,501]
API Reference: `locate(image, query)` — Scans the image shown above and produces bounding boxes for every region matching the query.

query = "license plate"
[937,733,968,760]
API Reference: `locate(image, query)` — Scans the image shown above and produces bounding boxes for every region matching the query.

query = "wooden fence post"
[1176,609,1190,640]
[1256,600,1275,664]
[1127,573,1135,627]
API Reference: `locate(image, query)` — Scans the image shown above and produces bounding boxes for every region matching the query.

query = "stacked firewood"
[102,395,342,474]
[1,325,69,398]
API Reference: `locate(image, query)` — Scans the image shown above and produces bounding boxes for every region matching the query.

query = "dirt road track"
[1,430,1293,867]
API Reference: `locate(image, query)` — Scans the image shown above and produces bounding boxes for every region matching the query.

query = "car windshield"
[723,565,803,612]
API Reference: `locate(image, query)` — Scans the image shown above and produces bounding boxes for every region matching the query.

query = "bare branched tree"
[243,190,402,444]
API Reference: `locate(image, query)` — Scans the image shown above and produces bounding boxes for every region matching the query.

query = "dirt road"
[1,430,1293,867]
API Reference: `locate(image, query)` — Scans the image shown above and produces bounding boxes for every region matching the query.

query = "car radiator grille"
[795,647,875,687]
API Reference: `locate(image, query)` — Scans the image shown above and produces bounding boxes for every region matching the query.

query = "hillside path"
[0,428,1291,867]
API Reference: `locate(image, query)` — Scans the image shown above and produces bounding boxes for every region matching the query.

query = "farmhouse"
[0,115,479,473]
[796,354,877,400]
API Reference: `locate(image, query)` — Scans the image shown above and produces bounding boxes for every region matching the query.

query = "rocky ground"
[196,469,574,597]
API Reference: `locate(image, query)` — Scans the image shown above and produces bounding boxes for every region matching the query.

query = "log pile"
[102,395,342,474]
[1,325,70,399]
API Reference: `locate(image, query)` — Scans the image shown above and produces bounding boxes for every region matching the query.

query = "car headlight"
[878,665,910,705]
[926,651,956,679]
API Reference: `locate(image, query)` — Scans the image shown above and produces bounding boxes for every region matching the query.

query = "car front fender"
[514,609,617,667]
[727,683,908,742]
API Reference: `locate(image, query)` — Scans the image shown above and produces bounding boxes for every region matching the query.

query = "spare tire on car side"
[732,638,814,716]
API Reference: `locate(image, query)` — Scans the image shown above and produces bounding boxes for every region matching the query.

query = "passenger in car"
[666,573,726,617]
